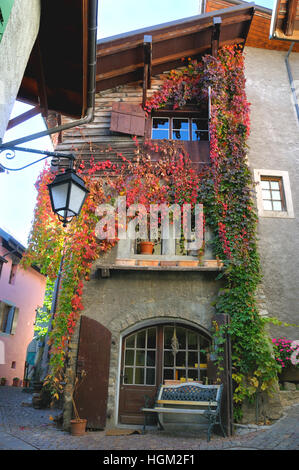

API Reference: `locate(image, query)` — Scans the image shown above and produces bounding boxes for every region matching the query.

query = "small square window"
[254,170,294,219]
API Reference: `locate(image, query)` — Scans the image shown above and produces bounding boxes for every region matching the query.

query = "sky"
[0,0,275,246]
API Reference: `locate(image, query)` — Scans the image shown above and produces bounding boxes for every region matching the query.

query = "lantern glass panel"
[51,182,69,212]
[68,182,87,215]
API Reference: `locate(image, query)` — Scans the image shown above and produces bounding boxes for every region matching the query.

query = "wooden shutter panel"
[110,102,146,136]
[6,306,15,334]
[75,315,111,429]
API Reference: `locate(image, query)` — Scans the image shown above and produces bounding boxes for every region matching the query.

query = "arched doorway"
[118,322,211,424]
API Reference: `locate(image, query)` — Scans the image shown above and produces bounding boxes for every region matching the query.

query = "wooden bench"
[141,382,226,442]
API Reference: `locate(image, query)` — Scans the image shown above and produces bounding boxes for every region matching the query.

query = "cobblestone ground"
[0,386,298,450]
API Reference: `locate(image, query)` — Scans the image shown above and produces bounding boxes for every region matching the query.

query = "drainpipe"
[0,0,98,149]
[285,41,299,124]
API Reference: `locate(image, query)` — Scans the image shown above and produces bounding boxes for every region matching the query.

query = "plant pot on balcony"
[203,260,219,268]
[139,241,154,254]
[137,259,159,267]
[160,260,177,267]
[177,260,198,267]
[70,418,87,436]
[115,259,136,266]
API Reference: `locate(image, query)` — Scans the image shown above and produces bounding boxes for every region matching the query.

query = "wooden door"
[75,315,111,429]
[119,326,159,424]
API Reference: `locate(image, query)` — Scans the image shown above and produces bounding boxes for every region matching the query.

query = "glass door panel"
[123,327,156,386]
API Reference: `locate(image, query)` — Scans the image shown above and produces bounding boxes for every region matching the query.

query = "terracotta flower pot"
[177,260,198,267]
[160,261,177,267]
[70,418,87,436]
[0,378,6,386]
[203,260,219,268]
[12,378,20,387]
[115,259,136,266]
[137,259,159,267]
[139,241,154,254]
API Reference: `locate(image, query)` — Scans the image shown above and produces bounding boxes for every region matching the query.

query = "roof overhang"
[270,0,299,42]
[17,0,95,119]
[206,0,299,50]
[96,4,255,93]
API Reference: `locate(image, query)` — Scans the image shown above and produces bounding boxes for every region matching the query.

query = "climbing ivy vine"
[22,46,280,417]
[145,47,280,416]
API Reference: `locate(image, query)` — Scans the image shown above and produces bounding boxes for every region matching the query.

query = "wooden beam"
[97,12,254,58]
[31,37,48,118]
[142,35,152,108]
[96,37,245,83]
[6,106,41,131]
[211,16,222,57]
[285,0,298,36]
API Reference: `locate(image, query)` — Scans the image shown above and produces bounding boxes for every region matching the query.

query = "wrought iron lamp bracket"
[0,139,75,172]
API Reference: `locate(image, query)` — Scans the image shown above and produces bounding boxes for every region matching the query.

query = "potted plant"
[0,377,7,386]
[70,370,87,436]
[139,240,155,254]
[12,377,20,387]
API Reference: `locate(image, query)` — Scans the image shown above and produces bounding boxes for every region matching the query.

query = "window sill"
[258,210,295,219]
[95,259,223,277]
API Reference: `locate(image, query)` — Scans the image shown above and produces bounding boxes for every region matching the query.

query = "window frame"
[0,301,18,335]
[254,169,294,219]
[122,325,211,386]
[260,176,286,212]
[151,115,209,142]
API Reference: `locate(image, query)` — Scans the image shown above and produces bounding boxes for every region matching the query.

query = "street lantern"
[48,168,89,227]
[0,143,89,227]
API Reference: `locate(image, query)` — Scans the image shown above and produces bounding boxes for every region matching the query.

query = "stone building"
[50,4,253,432]
[205,0,299,341]
[45,1,299,432]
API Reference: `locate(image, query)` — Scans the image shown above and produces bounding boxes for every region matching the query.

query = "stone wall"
[62,246,223,429]
[241,385,299,425]
[245,47,299,339]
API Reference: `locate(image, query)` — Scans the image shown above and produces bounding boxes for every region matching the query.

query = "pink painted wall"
[0,241,46,386]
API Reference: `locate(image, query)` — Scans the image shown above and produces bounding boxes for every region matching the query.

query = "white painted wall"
[0,0,41,139]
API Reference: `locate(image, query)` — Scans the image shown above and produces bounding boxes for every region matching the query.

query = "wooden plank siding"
[54,72,210,172]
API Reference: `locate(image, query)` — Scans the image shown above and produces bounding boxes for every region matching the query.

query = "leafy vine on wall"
[22,46,279,416]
